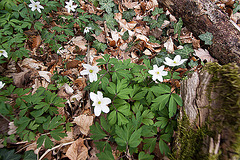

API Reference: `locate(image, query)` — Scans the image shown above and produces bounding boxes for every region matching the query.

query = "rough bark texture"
[159,0,240,65]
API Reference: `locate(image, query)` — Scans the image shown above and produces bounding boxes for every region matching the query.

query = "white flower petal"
[148,70,155,75]
[94,107,102,116]
[102,97,111,105]
[89,73,97,82]
[162,71,168,76]
[97,91,103,99]
[101,106,110,113]
[80,70,89,75]
[174,55,181,62]
[90,92,98,102]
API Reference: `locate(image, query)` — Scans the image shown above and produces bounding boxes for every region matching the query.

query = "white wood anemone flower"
[0,81,5,89]
[65,0,78,13]
[80,64,99,82]
[29,0,44,13]
[90,91,111,116]
[84,27,92,34]
[164,55,187,67]
[148,65,168,82]
[0,49,8,58]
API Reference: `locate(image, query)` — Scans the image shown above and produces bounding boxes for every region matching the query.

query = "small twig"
[39,141,74,160]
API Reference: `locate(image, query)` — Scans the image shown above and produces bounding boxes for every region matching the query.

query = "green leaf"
[143,138,156,153]
[90,122,107,140]
[142,110,154,125]
[44,135,54,149]
[155,117,169,129]
[160,134,172,143]
[152,7,164,16]
[198,32,213,45]
[169,96,177,118]
[115,125,128,146]
[23,150,37,160]
[174,18,183,35]
[34,21,44,31]
[152,94,171,110]
[122,30,129,40]
[99,0,115,14]
[171,93,183,106]
[174,44,194,57]
[118,104,131,116]
[138,151,154,160]
[122,9,135,22]
[100,116,110,133]
[233,1,240,14]
[106,82,116,95]
[150,84,171,96]
[0,149,21,160]
[128,128,142,148]
[93,40,107,53]
[117,112,129,126]
[103,13,118,30]
[132,90,147,100]
[159,139,170,156]
[108,110,117,125]
[172,72,181,79]
[97,150,115,160]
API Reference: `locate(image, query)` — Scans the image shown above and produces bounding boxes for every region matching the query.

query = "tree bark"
[159,0,240,65]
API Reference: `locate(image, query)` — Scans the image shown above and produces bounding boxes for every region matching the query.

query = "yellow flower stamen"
[0,51,3,53]
[98,101,101,104]
[89,69,93,73]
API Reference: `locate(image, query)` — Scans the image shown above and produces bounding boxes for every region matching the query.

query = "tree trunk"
[158,0,240,65]
[179,63,240,160]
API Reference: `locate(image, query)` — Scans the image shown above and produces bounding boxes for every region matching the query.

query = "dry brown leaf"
[12,68,37,88]
[71,36,87,51]
[73,115,93,136]
[32,35,42,49]
[146,0,158,11]
[63,83,74,95]
[38,71,52,83]
[164,37,174,53]
[74,78,87,91]
[66,60,81,69]
[66,138,88,160]
[194,48,216,62]
[143,49,152,56]
[21,58,47,70]
[70,91,83,102]
[122,0,138,9]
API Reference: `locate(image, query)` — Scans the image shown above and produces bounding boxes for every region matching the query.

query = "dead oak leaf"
[194,48,216,62]
[66,138,88,160]
[73,115,93,136]
[12,68,37,88]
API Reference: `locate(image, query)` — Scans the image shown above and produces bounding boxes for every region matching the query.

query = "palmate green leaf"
[118,104,131,116]
[90,122,107,140]
[138,151,154,160]
[117,88,132,99]
[0,149,21,160]
[171,93,183,106]
[117,112,129,126]
[103,13,118,30]
[160,134,172,143]
[97,150,114,160]
[128,128,142,148]
[106,82,117,95]
[132,90,147,100]
[152,94,171,111]
[172,72,181,79]
[150,84,171,96]
[198,32,213,45]
[99,0,115,14]
[50,128,67,141]
[143,138,156,153]
[141,125,157,137]
[174,18,183,37]
[44,135,54,149]
[115,125,128,147]
[108,110,117,125]
[142,110,154,125]
[23,150,37,160]
[93,40,107,53]
[116,79,128,93]
[155,117,169,129]
[169,96,177,118]
[100,116,110,133]
[233,1,240,14]
[159,139,170,156]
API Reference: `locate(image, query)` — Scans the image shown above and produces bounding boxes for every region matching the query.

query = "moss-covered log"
[158,0,240,65]
[177,63,240,160]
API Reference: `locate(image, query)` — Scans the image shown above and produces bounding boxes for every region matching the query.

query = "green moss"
[169,112,208,160]
[205,63,240,159]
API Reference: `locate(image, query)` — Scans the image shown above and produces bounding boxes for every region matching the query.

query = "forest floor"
[0,0,238,159]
